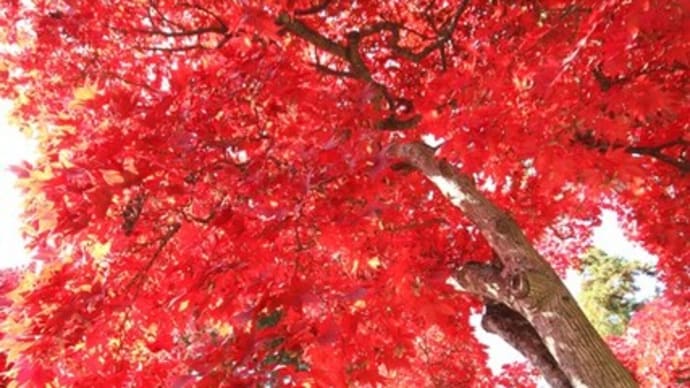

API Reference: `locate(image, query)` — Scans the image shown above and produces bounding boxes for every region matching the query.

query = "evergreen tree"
[578,248,655,336]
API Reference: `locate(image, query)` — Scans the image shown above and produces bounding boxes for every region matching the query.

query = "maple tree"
[0,0,688,386]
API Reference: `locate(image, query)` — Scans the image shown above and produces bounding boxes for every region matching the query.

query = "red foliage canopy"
[0,0,688,386]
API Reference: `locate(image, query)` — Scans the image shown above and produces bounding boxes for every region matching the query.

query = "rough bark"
[389,142,636,388]
[482,303,571,387]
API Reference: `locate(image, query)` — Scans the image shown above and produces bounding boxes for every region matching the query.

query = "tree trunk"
[390,142,636,387]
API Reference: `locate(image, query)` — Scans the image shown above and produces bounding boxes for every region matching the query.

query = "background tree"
[577,248,655,336]
[0,0,688,387]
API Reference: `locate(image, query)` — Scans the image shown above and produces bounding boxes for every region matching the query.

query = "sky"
[0,99,660,381]
[0,99,36,269]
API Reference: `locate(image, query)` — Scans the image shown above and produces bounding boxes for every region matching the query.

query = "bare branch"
[294,0,334,16]
[126,25,227,37]
[120,1,230,52]
[313,62,356,78]
[593,61,688,92]
[147,0,186,30]
[179,2,228,31]
[375,114,422,130]
[122,193,146,235]
[133,43,212,52]
[125,222,181,293]
[627,141,690,173]
[361,0,469,63]
[382,217,447,232]
[276,13,349,59]
[276,3,472,130]
[574,131,690,173]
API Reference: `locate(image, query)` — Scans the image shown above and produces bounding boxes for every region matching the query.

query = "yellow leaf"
[78,284,92,292]
[29,165,54,182]
[38,216,58,234]
[6,270,39,304]
[218,322,233,337]
[100,169,125,185]
[55,124,77,135]
[179,300,190,312]
[6,288,25,304]
[352,300,366,310]
[15,29,34,49]
[146,323,158,335]
[91,240,111,261]
[72,80,98,105]
[108,338,121,349]
[58,149,74,167]
[14,90,30,108]
[97,118,111,131]
[35,200,58,234]
[367,256,381,269]
[123,157,138,175]
[350,258,359,274]
[1,337,31,365]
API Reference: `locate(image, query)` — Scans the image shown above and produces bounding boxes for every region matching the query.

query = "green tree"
[578,248,655,336]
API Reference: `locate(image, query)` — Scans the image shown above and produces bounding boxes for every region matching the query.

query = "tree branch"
[375,114,422,131]
[121,2,231,52]
[449,262,513,303]
[482,303,572,388]
[133,43,214,52]
[277,2,469,130]
[312,62,356,78]
[125,222,181,294]
[125,25,227,37]
[387,142,548,276]
[147,0,186,30]
[277,13,407,126]
[626,142,690,173]
[276,13,349,59]
[179,2,228,31]
[388,141,637,387]
[575,131,690,173]
[592,62,689,92]
[450,264,571,386]
[354,0,469,63]
[294,0,334,16]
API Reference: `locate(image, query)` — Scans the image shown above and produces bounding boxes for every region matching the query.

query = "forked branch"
[389,141,636,387]
[277,1,469,130]
[482,303,571,387]
[575,131,690,173]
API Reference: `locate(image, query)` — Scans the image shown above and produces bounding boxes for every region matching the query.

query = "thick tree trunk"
[390,142,636,388]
